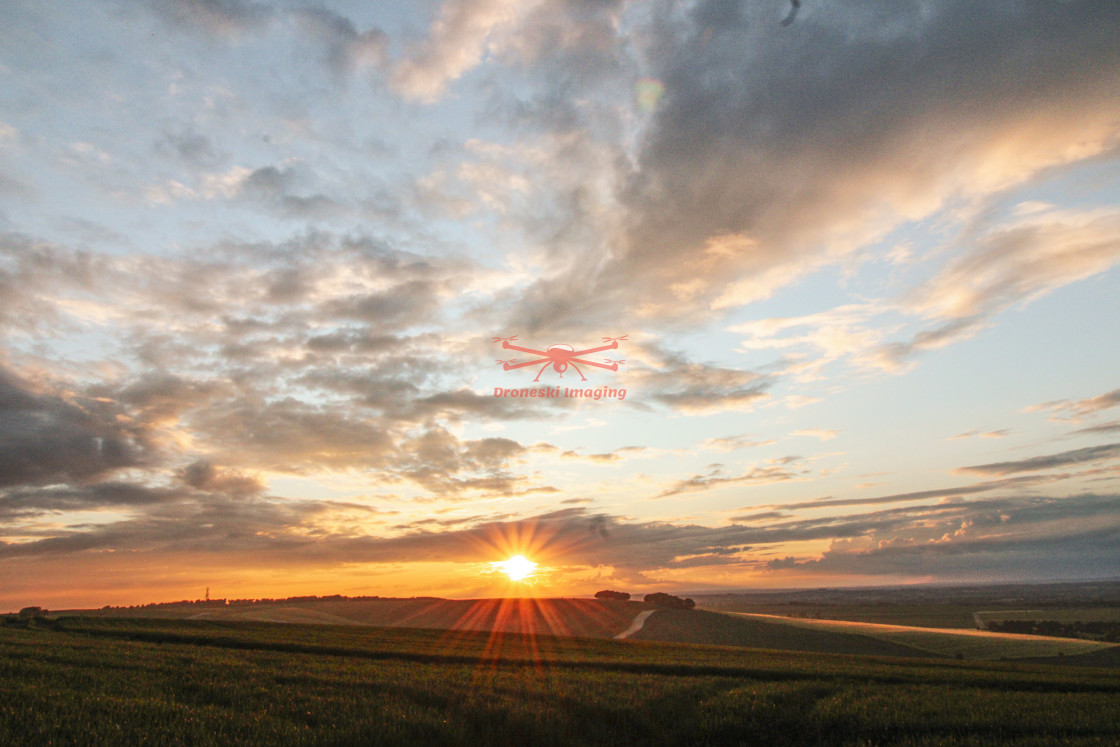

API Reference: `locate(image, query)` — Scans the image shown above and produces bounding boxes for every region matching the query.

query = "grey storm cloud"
[621,0,1120,296]
[0,483,383,559]
[0,482,172,522]
[768,493,1120,582]
[499,0,1120,328]
[959,443,1120,477]
[178,460,265,497]
[0,365,151,489]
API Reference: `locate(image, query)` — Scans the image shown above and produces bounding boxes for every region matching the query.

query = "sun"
[492,554,537,582]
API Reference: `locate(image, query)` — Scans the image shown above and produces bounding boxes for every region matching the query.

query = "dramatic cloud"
[770,493,1120,581]
[601,0,1120,319]
[0,365,151,489]
[2,1,1119,604]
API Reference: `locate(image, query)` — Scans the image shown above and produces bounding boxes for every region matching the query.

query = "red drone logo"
[493,335,627,382]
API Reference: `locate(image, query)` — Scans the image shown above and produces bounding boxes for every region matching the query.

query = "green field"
[4,616,1120,745]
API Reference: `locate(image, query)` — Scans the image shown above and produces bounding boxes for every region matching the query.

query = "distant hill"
[631,609,934,658]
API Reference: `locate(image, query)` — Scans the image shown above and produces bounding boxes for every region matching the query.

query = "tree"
[594,590,631,601]
[643,593,695,610]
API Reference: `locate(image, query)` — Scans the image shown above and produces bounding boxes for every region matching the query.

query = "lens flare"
[636,77,665,113]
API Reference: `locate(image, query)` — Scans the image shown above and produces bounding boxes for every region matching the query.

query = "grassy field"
[727,613,1117,660]
[4,616,1120,745]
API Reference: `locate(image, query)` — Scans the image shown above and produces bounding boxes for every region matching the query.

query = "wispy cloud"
[655,459,809,499]
[793,429,839,442]
[1028,388,1120,423]
[959,443,1120,477]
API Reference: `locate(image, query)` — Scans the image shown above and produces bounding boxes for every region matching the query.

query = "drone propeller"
[601,335,628,343]
[603,359,626,366]
[496,359,517,366]
[492,335,519,344]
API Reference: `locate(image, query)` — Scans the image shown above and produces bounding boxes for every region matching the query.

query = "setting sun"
[493,555,537,582]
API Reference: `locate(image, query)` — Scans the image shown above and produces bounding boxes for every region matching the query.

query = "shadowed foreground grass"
[3,617,1120,746]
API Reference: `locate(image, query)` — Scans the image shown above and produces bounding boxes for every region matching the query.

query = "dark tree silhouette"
[643,593,695,610]
[594,590,631,601]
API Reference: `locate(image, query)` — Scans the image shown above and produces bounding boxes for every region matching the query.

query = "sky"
[1,0,1119,610]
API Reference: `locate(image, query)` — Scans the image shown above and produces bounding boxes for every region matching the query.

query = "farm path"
[614,610,655,639]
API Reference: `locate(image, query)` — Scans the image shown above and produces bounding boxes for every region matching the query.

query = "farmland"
[726,613,1116,661]
[52,591,1120,664]
[693,581,1120,630]
[4,615,1120,746]
[72,597,644,639]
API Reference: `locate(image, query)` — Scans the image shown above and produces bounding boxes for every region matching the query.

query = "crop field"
[71,597,645,639]
[4,616,1120,745]
[728,613,1118,660]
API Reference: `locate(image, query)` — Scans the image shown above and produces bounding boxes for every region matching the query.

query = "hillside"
[631,609,934,658]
